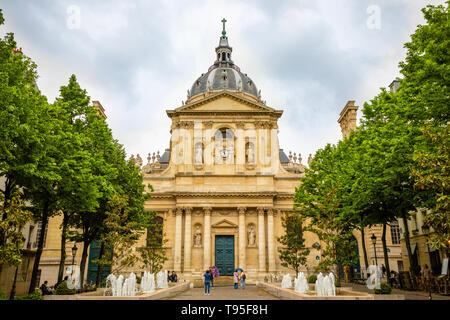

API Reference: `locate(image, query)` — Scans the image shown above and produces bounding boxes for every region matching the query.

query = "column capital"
[204,121,214,129]
[237,207,246,215]
[267,208,274,216]
[184,207,193,215]
[257,207,266,215]
[236,121,245,129]
[203,207,212,215]
[175,207,183,216]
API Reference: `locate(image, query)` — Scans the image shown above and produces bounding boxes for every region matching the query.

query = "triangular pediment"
[211,219,238,228]
[174,91,275,113]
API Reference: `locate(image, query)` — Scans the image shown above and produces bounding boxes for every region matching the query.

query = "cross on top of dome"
[221,18,227,37]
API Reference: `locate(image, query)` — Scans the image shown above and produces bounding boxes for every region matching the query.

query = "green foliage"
[373,282,392,294]
[335,281,341,287]
[277,212,310,273]
[0,287,5,300]
[54,281,76,295]
[137,211,168,274]
[136,276,141,284]
[412,126,449,251]
[307,274,317,284]
[0,192,33,266]
[15,289,43,300]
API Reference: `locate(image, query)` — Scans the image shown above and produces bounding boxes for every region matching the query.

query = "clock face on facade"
[220,149,229,158]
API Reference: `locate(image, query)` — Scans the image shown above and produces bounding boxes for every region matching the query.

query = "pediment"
[211,219,238,229]
[174,91,275,113]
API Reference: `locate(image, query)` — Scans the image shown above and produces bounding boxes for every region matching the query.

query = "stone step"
[193,276,235,288]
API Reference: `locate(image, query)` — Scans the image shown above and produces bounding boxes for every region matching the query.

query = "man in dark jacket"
[40,281,53,295]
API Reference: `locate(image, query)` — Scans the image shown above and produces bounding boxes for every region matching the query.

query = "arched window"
[221,52,226,61]
[214,128,235,163]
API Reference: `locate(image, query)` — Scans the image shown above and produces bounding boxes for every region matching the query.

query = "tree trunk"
[360,227,369,275]
[381,223,391,280]
[79,238,90,290]
[95,242,105,287]
[0,178,12,246]
[9,265,19,300]
[28,199,49,293]
[402,215,417,273]
[57,213,69,284]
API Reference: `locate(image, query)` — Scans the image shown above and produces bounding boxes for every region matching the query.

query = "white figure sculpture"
[195,144,203,164]
[247,225,256,247]
[281,273,292,289]
[193,226,202,247]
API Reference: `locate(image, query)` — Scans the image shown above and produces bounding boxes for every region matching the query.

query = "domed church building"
[139,21,313,282]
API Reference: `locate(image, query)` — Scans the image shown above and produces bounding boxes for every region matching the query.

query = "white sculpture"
[281,273,292,289]
[294,272,309,293]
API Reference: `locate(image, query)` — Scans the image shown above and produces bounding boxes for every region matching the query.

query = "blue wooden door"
[215,236,234,276]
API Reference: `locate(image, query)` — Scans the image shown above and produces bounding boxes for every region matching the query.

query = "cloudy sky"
[1,0,444,163]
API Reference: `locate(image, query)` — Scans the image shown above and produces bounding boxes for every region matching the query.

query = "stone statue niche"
[193,224,202,247]
[247,224,256,247]
[194,142,203,164]
[245,142,255,164]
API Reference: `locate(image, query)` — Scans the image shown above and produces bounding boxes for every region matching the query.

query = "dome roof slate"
[188,28,260,100]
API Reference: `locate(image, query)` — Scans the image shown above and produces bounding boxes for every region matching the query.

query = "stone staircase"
[193,276,234,288]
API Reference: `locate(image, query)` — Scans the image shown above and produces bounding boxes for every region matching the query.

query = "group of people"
[233,270,246,289]
[167,271,178,282]
[202,267,246,295]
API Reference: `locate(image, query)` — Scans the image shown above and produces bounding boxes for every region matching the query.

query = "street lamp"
[71,244,78,277]
[371,233,378,266]
[421,225,432,300]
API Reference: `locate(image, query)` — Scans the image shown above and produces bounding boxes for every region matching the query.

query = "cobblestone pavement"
[348,283,450,300]
[167,284,281,300]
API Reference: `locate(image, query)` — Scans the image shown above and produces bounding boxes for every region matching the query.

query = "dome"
[188,22,260,100]
[189,65,258,98]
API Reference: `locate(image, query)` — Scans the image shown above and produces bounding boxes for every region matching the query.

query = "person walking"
[208,267,214,289]
[240,270,246,289]
[203,270,212,296]
[233,271,239,289]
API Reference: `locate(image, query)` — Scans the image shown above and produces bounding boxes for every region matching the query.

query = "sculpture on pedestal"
[194,225,202,247]
[247,225,256,247]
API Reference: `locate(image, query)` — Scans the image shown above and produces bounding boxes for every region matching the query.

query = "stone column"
[238,207,246,270]
[183,207,192,274]
[267,208,276,272]
[173,208,183,272]
[257,207,266,273]
[203,207,212,270]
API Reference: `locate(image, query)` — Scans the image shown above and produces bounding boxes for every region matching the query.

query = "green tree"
[277,212,310,274]
[0,192,33,299]
[412,126,450,256]
[294,145,358,281]
[137,210,168,274]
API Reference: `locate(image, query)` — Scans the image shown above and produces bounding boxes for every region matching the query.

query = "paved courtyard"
[167,284,281,300]
[348,283,450,300]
